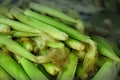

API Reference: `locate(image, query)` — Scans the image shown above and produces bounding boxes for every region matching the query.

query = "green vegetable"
[24,9,98,71]
[0,51,30,80]
[92,61,119,80]
[47,41,65,48]
[57,52,78,80]
[12,31,40,37]
[65,38,85,51]
[24,9,89,42]
[0,66,13,80]
[0,18,41,34]
[10,8,68,41]
[19,58,48,80]
[0,35,37,62]
[29,2,77,23]
[92,36,120,62]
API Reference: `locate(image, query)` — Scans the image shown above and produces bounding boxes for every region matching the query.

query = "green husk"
[92,36,120,62]
[19,58,48,80]
[12,31,40,37]
[29,2,77,23]
[97,57,111,67]
[24,8,97,74]
[10,8,68,41]
[0,35,37,62]
[0,66,13,80]
[0,18,41,34]
[65,38,85,51]
[47,41,65,48]
[24,9,89,42]
[0,51,30,80]
[57,52,78,80]
[92,61,120,80]
[42,63,61,75]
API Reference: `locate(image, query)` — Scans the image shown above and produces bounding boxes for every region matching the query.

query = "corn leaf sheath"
[0,51,30,80]
[10,9,68,41]
[0,35,36,62]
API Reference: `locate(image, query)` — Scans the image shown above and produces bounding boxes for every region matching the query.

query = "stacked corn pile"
[0,1,120,80]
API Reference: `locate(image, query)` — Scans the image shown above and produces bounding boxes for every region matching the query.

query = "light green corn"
[96,57,111,67]
[0,35,37,62]
[10,8,68,41]
[43,63,61,76]
[57,52,78,80]
[12,31,40,37]
[24,8,98,74]
[24,9,88,42]
[47,41,65,49]
[0,51,30,80]
[92,36,120,62]
[19,58,48,80]
[92,61,120,80]
[28,3,85,32]
[0,18,41,34]
[65,38,85,51]
[0,66,13,80]
[29,2,77,23]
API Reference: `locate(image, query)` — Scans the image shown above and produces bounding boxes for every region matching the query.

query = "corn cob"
[92,36,120,62]
[23,8,98,73]
[0,35,37,62]
[25,7,97,74]
[19,57,48,80]
[0,51,30,80]
[47,41,65,48]
[92,61,120,80]
[24,9,89,42]
[29,2,77,23]
[0,18,41,34]
[11,31,40,37]
[10,8,68,41]
[65,38,85,51]
[0,66,13,80]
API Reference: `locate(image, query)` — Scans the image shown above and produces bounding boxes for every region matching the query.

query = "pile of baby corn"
[0,1,120,80]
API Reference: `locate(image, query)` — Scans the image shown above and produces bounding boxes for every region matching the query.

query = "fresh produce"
[0,1,120,80]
